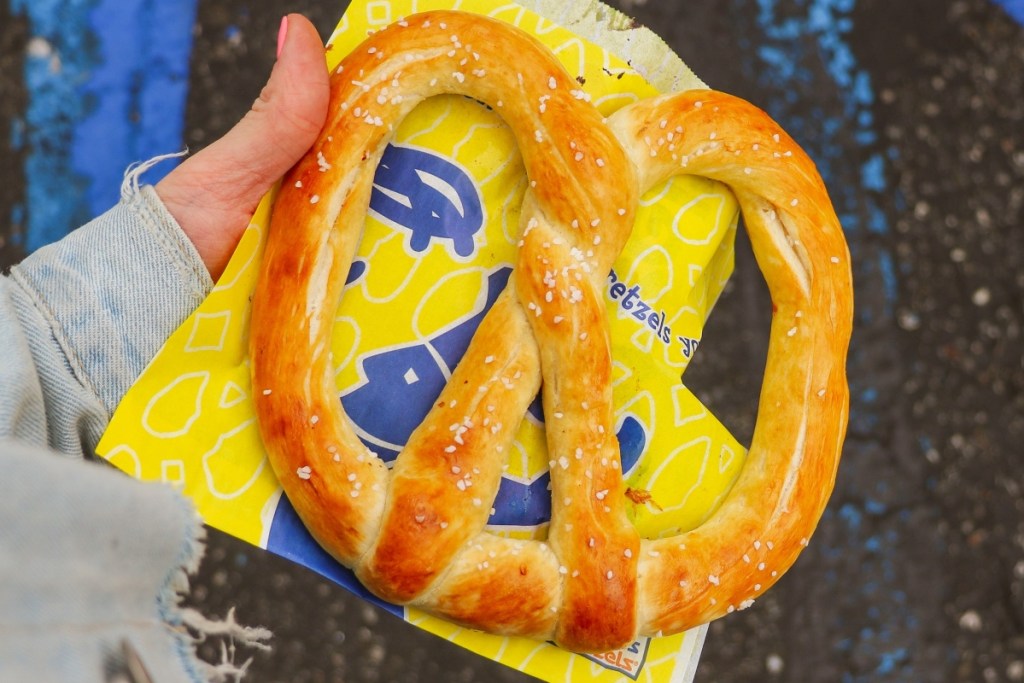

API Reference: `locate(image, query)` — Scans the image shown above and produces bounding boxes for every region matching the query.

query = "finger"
[170,14,330,209]
[156,14,330,278]
[207,13,331,196]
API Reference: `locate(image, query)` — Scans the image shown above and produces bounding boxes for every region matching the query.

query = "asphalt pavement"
[1,0,1022,681]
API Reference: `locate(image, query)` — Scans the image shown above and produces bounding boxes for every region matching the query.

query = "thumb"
[205,14,331,190]
[156,14,330,279]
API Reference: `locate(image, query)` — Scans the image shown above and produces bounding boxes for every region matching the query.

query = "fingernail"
[277,15,289,58]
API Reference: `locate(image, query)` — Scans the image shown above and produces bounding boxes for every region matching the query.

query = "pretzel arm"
[356,287,542,603]
[605,90,852,635]
[514,197,642,649]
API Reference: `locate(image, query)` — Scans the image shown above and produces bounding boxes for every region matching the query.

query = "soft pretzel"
[249,10,852,653]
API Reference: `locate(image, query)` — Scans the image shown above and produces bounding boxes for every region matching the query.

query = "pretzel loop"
[605,92,852,634]
[250,10,852,653]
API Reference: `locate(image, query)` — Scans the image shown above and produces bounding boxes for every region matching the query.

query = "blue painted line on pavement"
[74,0,197,219]
[752,0,891,242]
[11,0,98,251]
[741,1,925,679]
[991,0,1024,24]
[11,0,196,252]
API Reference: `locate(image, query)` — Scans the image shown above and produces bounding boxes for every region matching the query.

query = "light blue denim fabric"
[0,439,207,683]
[2,182,211,456]
[0,181,267,681]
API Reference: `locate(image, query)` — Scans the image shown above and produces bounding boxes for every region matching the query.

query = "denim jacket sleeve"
[0,183,274,681]
[0,182,213,457]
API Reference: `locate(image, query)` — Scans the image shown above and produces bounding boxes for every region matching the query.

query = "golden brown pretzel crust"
[605,92,852,634]
[249,10,852,653]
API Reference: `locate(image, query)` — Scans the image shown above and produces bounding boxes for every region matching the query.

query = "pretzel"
[249,10,852,653]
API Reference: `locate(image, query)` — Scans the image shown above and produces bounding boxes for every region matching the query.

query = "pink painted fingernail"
[277,15,289,58]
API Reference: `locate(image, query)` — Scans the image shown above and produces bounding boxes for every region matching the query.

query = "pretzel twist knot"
[250,10,852,653]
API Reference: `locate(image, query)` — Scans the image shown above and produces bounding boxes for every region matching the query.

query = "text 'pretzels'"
[249,10,852,653]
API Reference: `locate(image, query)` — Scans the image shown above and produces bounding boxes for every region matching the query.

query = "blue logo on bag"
[487,414,648,528]
[340,267,512,462]
[369,144,484,258]
[615,414,647,477]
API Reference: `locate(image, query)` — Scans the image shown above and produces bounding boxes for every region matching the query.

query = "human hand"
[155,14,330,280]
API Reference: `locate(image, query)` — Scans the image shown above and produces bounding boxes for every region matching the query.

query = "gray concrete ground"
[2,0,1023,681]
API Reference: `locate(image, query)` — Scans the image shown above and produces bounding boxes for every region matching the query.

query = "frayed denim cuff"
[0,439,271,682]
